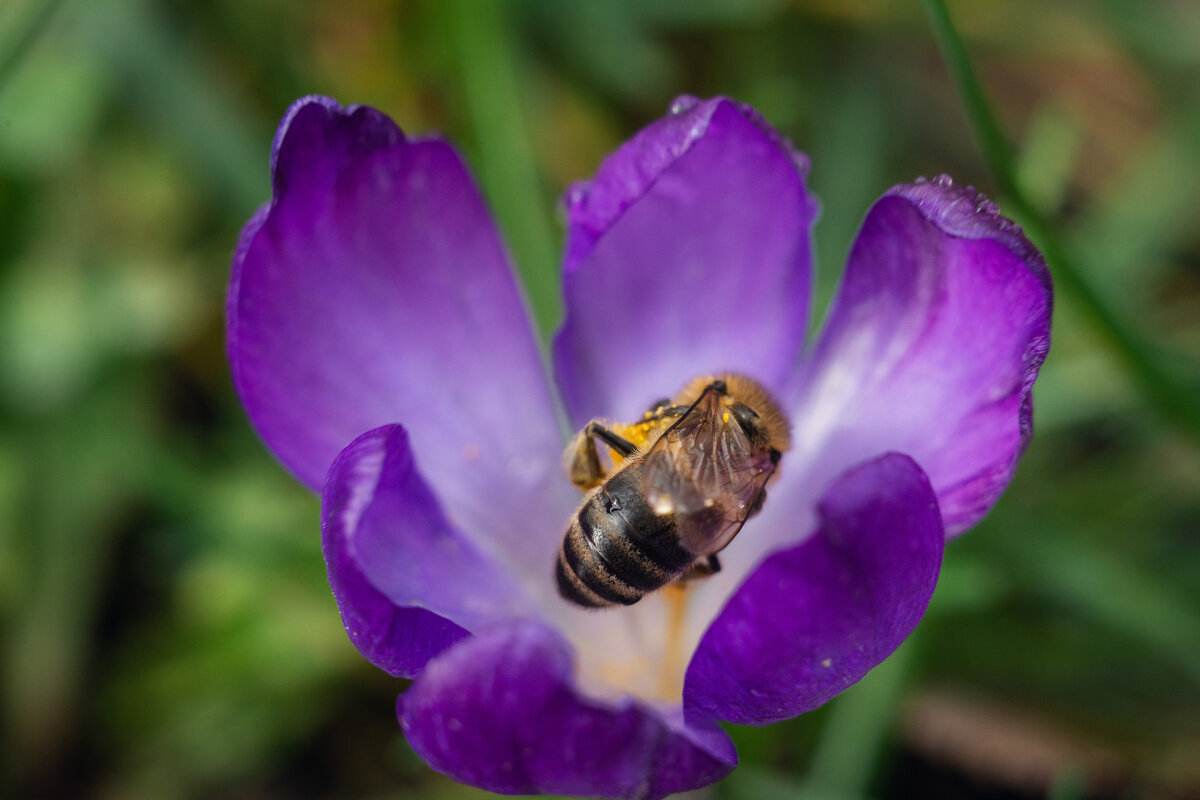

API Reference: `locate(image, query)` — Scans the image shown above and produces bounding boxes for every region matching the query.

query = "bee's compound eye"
[730,402,761,435]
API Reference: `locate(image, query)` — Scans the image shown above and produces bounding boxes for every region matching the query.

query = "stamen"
[658,582,691,699]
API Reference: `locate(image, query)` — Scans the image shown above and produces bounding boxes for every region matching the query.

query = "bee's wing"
[642,385,777,556]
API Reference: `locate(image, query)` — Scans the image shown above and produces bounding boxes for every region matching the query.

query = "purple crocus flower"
[228,95,1051,798]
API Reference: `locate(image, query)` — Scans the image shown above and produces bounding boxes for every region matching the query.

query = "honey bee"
[556,374,791,608]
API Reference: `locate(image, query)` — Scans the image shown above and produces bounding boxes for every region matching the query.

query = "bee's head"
[729,401,769,448]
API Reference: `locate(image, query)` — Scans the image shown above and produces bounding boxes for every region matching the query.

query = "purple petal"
[684,453,942,726]
[554,96,818,426]
[322,425,535,676]
[399,620,736,799]
[229,98,570,563]
[790,177,1052,535]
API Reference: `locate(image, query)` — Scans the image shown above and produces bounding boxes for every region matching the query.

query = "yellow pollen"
[722,411,730,423]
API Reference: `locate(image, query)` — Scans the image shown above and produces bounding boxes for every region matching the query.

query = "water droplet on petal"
[670,95,699,115]
[565,182,589,210]
[933,174,953,186]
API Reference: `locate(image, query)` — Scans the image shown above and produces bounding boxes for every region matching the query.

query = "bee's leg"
[566,422,638,490]
[746,485,768,519]
[566,429,604,490]
[585,422,638,457]
[681,554,722,581]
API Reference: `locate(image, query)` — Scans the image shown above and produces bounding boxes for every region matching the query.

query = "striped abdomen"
[556,464,696,607]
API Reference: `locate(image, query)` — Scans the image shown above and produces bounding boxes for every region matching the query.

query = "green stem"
[920,0,1016,197]
[446,0,562,339]
[921,0,1200,442]
[802,639,917,799]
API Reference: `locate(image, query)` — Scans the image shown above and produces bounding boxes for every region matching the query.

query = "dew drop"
[669,94,699,115]
[565,182,588,210]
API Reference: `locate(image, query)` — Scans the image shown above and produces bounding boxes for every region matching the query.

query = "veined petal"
[790,177,1052,535]
[554,97,817,427]
[229,97,572,566]
[685,453,942,725]
[322,425,535,676]
[399,620,736,799]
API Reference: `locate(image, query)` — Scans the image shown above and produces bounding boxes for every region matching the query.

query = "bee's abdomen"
[557,466,695,608]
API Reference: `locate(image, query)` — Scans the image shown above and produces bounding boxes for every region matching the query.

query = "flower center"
[567,588,698,705]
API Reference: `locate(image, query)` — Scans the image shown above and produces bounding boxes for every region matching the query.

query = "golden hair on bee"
[673,373,791,454]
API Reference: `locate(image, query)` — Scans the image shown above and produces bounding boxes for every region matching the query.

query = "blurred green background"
[1,0,1198,798]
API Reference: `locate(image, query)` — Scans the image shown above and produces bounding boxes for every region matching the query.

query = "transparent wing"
[641,384,777,555]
